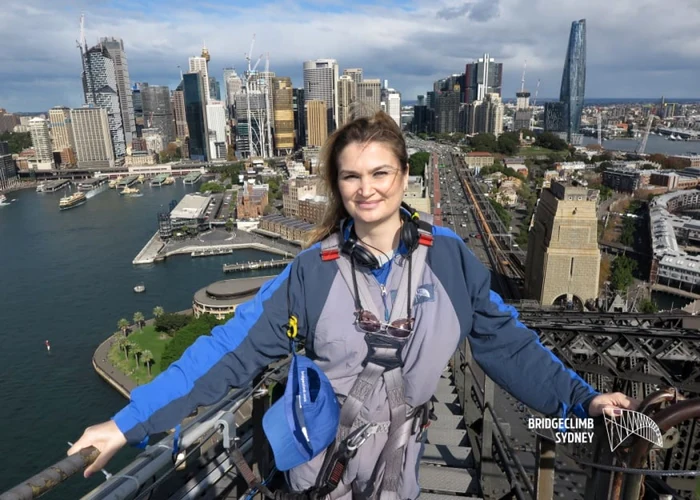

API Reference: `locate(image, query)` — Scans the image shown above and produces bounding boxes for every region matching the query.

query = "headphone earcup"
[341,226,381,269]
[400,213,420,254]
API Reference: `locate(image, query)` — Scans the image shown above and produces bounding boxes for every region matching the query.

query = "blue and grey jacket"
[113,225,597,498]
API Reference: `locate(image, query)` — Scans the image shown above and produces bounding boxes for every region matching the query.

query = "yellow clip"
[286,315,298,339]
[411,212,419,220]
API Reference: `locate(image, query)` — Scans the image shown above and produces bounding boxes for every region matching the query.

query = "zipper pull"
[379,284,387,296]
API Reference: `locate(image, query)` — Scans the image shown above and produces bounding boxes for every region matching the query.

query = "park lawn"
[518,146,569,159]
[108,324,170,386]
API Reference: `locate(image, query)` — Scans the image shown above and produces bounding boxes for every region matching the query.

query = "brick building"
[236,183,269,219]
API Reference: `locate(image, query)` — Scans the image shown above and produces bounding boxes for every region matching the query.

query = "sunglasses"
[355,309,413,338]
[350,254,415,339]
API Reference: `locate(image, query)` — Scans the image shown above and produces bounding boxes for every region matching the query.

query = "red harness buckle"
[321,248,340,261]
[418,233,433,247]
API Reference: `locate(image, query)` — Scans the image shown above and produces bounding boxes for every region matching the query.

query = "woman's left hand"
[588,392,640,417]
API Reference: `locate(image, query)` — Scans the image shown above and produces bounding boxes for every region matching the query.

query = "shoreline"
[92,309,194,398]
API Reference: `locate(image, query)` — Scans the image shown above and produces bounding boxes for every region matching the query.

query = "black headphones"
[340,202,421,269]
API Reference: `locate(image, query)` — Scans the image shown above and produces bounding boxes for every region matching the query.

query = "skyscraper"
[141,84,175,145]
[560,19,586,143]
[172,88,188,139]
[206,101,227,159]
[303,59,339,132]
[337,75,355,127]
[99,37,135,147]
[356,79,381,118]
[49,107,75,153]
[293,88,306,148]
[189,55,211,104]
[82,44,126,160]
[272,77,295,154]
[182,72,209,161]
[545,20,586,144]
[306,100,328,147]
[71,107,115,168]
[464,53,503,104]
[29,117,53,169]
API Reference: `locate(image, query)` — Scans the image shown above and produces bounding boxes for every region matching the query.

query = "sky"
[2,0,700,112]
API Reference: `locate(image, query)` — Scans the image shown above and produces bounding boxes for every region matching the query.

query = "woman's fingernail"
[613,409,622,416]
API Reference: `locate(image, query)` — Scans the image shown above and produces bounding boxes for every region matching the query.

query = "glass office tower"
[182,72,208,161]
[560,19,586,143]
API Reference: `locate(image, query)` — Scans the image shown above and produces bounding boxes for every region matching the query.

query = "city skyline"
[3,0,700,112]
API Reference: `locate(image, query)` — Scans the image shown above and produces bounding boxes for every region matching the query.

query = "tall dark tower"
[560,19,586,143]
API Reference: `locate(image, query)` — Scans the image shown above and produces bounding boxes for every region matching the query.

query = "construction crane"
[597,109,603,147]
[531,79,541,107]
[264,53,274,158]
[244,35,264,158]
[636,114,654,155]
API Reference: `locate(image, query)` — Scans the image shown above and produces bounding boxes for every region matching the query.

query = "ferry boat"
[120,186,141,196]
[59,192,87,211]
[163,176,175,185]
[109,176,122,189]
[133,283,146,293]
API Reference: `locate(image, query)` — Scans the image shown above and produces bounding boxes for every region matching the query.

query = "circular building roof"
[194,276,275,308]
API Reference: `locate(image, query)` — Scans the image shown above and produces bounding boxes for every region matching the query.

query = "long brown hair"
[306,111,409,246]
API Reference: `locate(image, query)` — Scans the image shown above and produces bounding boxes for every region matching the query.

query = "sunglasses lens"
[388,319,412,338]
[359,320,382,333]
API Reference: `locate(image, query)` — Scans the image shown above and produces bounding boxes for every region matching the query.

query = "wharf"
[133,229,297,265]
[183,171,202,184]
[37,179,70,192]
[651,283,700,300]
[117,175,139,188]
[77,177,108,191]
[223,258,293,273]
[150,174,168,186]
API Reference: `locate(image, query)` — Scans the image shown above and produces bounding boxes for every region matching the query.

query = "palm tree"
[132,345,142,368]
[125,340,136,363]
[116,335,129,361]
[133,311,145,330]
[117,318,129,335]
[153,306,164,318]
[141,349,154,376]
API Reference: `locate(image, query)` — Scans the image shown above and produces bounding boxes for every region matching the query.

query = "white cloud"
[1,0,700,111]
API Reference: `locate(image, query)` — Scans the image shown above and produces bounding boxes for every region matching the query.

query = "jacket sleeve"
[112,262,305,444]
[463,246,598,419]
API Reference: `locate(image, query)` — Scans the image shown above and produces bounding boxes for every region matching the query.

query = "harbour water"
[582,134,700,155]
[0,183,285,497]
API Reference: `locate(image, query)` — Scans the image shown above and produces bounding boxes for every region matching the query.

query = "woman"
[70,112,637,499]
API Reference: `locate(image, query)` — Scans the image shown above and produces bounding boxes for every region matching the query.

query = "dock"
[150,174,169,186]
[117,175,139,188]
[183,171,203,184]
[223,258,293,273]
[191,247,234,257]
[131,231,165,265]
[36,179,70,193]
[77,177,109,191]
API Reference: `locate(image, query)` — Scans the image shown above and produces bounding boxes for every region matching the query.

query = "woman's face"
[337,141,408,227]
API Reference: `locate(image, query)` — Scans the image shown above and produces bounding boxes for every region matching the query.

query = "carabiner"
[346,423,379,452]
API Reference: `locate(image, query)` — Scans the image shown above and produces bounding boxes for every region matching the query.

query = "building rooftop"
[466,151,493,157]
[170,194,212,220]
[193,277,272,308]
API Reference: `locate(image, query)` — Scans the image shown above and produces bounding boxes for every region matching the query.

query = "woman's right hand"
[68,420,127,477]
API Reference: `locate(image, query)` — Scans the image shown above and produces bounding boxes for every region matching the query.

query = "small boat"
[120,186,141,196]
[59,192,87,211]
[0,194,8,205]
[134,283,146,293]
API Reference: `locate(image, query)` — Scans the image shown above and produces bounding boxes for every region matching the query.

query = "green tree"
[161,314,225,369]
[620,217,636,247]
[225,219,235,232]
[496,132,521,156]
[152,306,165,318]
[469,133,498,153]
[610,255,637,291]
[141,349,154,376]
[132,345,142,368]
[154,312,192,335]
[117,318,129,335]
[199,181,225,193]
[639,298,659,314]
[534,132,568,151]
[133,311,145,330]
[116,334,129,361]
[488,198,512,227]
[0,131,32,154]
[408,151,430,176]
[595,161,614,174]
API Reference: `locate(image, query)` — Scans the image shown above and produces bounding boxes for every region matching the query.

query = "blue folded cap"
[262,354,340,471]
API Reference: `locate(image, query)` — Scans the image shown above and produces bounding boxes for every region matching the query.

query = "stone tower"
[525,181,600,306]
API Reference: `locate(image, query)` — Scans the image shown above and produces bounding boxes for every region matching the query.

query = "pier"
[77,177,108,191]
[36,179,70,193]
[191,247,234,257]
[116,175,139,188]
[150,174,168,186]
[183,171,203,184]
[223,258,293,273]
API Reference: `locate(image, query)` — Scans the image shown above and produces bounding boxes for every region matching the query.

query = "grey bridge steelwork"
[3,319,700,499]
